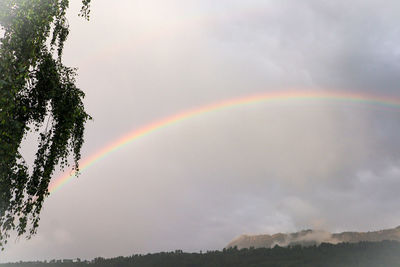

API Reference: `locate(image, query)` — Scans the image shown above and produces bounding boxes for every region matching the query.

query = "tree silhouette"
[1,241,400,267]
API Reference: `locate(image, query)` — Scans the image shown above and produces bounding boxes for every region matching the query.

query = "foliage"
[2,241,400,267]
[0,0,91,249]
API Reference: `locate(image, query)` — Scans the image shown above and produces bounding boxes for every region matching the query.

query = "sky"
[2,0,400,262]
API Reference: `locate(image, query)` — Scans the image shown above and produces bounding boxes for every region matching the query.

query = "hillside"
[227,226,400,249]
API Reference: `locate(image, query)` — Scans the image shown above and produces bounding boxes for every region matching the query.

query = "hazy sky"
[2,0,400,262]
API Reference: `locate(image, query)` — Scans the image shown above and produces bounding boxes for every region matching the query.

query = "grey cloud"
[3,0,400,262]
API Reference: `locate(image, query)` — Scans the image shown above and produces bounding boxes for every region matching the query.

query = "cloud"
[3,0,400,262]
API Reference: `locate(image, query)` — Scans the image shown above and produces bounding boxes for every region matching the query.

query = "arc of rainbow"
[48,90,400,193]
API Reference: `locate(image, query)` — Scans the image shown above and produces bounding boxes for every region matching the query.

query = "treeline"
[2,241,400,267]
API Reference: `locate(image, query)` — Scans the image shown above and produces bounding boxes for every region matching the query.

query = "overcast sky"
[2,0,400,262]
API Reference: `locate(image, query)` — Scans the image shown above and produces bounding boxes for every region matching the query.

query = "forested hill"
[2,241,400,267]
[227,225,400,249]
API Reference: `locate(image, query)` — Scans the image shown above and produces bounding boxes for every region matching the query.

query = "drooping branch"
[0,0,91,249]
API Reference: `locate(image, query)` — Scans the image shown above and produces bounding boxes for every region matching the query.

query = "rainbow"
[48,90,400,193]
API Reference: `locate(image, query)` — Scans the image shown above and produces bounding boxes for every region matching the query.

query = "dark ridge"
[2,240,400,267]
